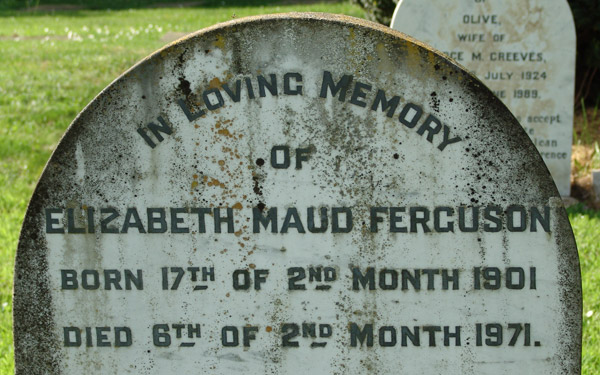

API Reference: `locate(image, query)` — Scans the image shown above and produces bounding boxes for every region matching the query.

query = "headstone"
[14,13,580,374]
[390,0,576,196]
[592,170,600,200]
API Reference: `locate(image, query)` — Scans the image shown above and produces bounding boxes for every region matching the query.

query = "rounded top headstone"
[14,13,580,375]
[391,0,576,196]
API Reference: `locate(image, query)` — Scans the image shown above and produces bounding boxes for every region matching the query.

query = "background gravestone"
[14,13,580,374]
[391,0,576,197]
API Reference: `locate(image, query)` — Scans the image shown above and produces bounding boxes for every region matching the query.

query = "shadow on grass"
[567,203,600,219]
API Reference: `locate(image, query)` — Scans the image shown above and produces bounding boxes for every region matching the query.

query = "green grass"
[0,0,289,11]
[569,204,600,372]
[0,3,599,374]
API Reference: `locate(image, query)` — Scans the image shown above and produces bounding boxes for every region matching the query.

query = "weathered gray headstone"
[391,0,576,196]
[14,13,581,374]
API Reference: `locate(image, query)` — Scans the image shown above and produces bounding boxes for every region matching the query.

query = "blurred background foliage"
[569,0,600,107]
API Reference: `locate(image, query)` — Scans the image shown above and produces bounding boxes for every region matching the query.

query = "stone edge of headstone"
[389,0,577,198]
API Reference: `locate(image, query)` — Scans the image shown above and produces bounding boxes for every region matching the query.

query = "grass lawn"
[571,204,600,372]
[0,2,598,373]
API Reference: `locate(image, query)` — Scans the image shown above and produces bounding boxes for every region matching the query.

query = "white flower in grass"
[586,310,594,318]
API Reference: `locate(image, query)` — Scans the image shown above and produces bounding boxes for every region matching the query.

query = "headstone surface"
[14,13,580,375]
[391,0,576,196]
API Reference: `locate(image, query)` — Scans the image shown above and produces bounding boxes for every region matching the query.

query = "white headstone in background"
[391,0,576,196]
[14,13,581,375]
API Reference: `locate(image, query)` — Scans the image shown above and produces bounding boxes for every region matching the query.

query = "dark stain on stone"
[430,91,440,112]
[177,49,187,66]
[178,77,192,98]
[252,175,263,196]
